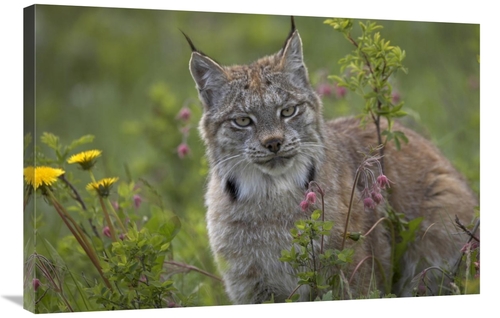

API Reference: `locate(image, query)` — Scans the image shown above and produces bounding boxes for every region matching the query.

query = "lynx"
[184,18,478,304]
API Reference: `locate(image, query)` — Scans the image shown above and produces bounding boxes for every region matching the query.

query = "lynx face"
[187,26,325,200]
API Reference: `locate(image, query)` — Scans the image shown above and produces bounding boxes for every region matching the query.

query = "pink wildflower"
[33,278,41,292]
[300,200,309,211]
[316,83,332,97]
[363,197,376,210]
[133,194,142,209]
[167,301,179,308]
[460,243,471,253]
[392,91,401,104]
[377,174,392,189]
[470,241,479,250]
[177,143,190,158]
[371,190,384,204]
[102,226,111,238]
[306,191,317,204]
[177,107,191,122]
[334,84,347,99]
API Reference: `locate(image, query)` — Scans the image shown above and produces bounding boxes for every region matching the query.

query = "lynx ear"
[189,53,228,108]
[280,19,310,86]
[182,31,228,108]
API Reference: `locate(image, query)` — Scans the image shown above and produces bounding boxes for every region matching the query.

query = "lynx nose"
[264,138,283,153]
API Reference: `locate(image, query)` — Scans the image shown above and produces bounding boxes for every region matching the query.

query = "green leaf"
[394,136,401,150]
[117,181,132,198]
[286,293,300,302]
[322,221,334,231]
[67,135,95,151]
[40,132,60,151]
[322,290,333,301]
[158,216,181,242]
[337,248,354,263]
[296,221,306,231]
[159,242,170,252]
[394,131,409,144]
[394,217,423,264]
[391,110,408,118]
[126,225,138,241]
[42,239,66,267]
[311,210,322,221]
[24,133,32,152]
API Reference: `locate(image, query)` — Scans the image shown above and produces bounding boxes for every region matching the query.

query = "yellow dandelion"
[67,149,102,170]
[24,166,65,190]
[86,177,119,197]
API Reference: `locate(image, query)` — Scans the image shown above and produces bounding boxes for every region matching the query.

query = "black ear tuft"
[282,16,296,51]
[180,29,198,53]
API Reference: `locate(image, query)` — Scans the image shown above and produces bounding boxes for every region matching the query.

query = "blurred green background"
[25,4,479,309]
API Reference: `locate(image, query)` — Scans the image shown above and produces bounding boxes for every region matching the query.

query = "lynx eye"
[234,117,252,127]
[281,106,297,118]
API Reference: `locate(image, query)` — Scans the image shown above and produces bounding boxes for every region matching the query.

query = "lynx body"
[185,20,477,304]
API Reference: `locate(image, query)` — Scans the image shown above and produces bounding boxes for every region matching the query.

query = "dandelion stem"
[89,171,97,183]
[46,190,112,290]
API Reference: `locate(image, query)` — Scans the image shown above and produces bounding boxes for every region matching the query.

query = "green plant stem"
[309,233,318,297]
[365,214,396,292]
[386,218,396,293]
[99,196,118,242]
[59,174,87,210]
[106,198,127,234]
[89,171,97,183]
[34,255,75,312]
[373,115,385,173]
[47,190,112,289]
[341,168,362,250]
[52,199,111,290]
[164,261,223,282]
[346,31,387,171]
[24,188,32,212]
[287,284,302,300]
[348,255,386,294]
[320,192,325,254]
[363,217,388,237]
[35,258,61,293]
[451,218,480,278]
[58,174,101,238]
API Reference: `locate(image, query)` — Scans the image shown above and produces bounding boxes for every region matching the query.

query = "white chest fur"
[204,163,314,303]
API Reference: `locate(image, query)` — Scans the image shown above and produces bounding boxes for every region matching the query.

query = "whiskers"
[297,141,326,160]
[212,153,248,181]
[299,141,327,151]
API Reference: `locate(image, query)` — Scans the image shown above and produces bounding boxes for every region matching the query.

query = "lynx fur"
[184,18,477,304]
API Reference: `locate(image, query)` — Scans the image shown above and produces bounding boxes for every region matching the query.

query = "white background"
[1,1,495,317]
